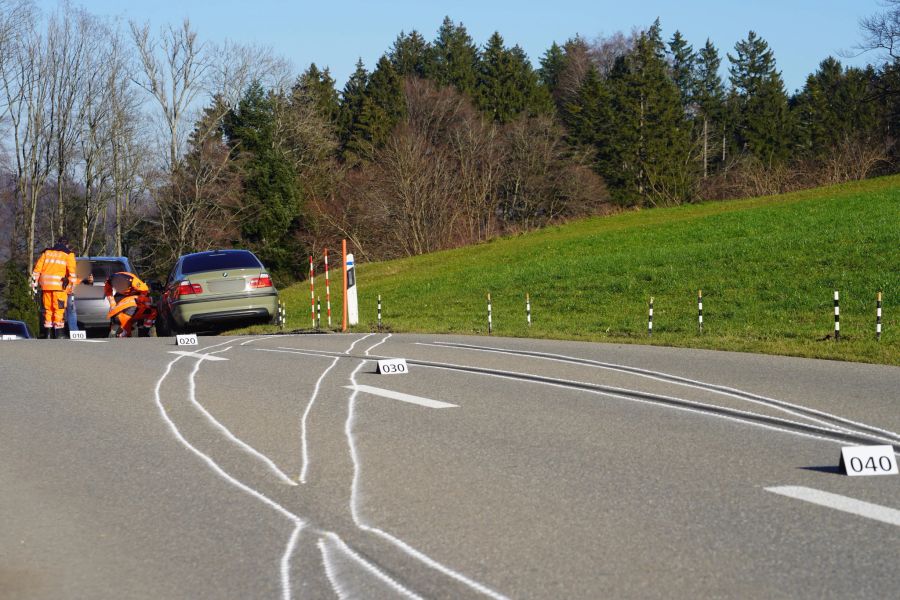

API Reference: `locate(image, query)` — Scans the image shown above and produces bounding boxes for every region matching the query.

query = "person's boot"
[54,327,65,339]
[44,327,53,339]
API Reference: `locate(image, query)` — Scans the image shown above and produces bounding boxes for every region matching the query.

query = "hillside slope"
[254,176,900,364]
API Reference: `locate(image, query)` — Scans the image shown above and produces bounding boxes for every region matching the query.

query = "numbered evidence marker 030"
[176,334,199,346]
[840,445,899,477]
[69,330,87,340]
[376,358,408,375]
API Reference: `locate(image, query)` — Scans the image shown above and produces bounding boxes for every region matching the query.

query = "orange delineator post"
[342,240,348,332]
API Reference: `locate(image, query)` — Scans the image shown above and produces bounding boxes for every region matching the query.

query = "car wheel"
[156,309,174,337]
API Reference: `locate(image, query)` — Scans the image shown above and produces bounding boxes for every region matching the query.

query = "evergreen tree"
[477,32,550,122]
[428,16,480,95]
[294,63,340,122]
[538,42,566,98]
[2,260,38,333]
[389,30,431,78]
[794,58,879,157]
[561,65,609,148]
[597,28,695,206]
[728,31,794,164]
[337,59,369,156]
[694,39,726,176]
[224,81,301,275]
[668,31,696,110]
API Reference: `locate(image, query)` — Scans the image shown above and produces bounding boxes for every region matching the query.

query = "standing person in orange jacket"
[31,237,78,339]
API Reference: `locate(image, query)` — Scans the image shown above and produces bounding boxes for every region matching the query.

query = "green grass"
[233,175,900,365]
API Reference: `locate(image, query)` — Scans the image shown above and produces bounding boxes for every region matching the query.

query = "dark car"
[156,249,278,334]
[0,319,33,339]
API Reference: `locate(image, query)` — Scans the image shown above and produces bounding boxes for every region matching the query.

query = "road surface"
[1,333,898,599]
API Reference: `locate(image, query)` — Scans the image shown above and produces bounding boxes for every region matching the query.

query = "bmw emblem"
[223,272,228,277]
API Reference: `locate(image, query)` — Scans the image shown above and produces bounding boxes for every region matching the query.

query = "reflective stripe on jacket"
[32,249,77,292]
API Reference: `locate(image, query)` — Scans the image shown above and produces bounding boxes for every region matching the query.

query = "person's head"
[54,237,72,252]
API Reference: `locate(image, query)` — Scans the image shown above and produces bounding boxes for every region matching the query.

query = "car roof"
[181,249,255,258]
[0,319,27,325]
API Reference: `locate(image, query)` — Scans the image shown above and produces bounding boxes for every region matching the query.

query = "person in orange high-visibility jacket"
[105,271,157,338]
[31,238,78,339]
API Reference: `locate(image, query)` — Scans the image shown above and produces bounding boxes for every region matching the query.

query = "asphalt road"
[1,333,898,599]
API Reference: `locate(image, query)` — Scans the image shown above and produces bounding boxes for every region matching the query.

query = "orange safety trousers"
[42,290,68,329]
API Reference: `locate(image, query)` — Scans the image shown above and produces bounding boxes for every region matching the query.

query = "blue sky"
[50,0,886,93]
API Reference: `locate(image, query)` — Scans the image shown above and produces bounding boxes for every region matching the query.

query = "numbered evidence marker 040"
[840,445,899,477]
[376,358,408,375]
[176,333,199,346]
[69,330,87,340]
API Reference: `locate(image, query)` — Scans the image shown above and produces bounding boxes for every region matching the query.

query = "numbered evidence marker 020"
[840,445,899,477]
[69,330,87,340]
[376,358,409,375]
[176,334,199,346]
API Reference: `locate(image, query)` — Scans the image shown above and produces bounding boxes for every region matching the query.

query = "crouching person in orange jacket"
[105,272,157,338]
[31,237,78,339]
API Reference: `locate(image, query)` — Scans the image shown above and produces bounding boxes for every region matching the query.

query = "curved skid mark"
[364,333,391,356]
[345,333,376,355]
[299,355,343,484]
[423,342,900,442]
[281,524,304,600]
[346,338,510,600]
[187,347,297,486]
[319,533,426,600]
[154,338,305,600]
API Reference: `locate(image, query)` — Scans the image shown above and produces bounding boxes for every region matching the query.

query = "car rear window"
[0,322,28,337]
[80,260,128,280]
[182,251,262,275]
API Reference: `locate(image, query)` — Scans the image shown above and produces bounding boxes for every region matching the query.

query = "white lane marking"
[168,350,229,361]
[281,523,304,600]
[345,348,509,600]
[241,335,280,346]
[318,533,425,600]
[346,384,458,409]
[299,355,342,484]
[411,362,865,450]
[186,347,297,486]
[73,339,107,343]
[264,345,867,448]
[419,341,900,443]
[765,486,900,527]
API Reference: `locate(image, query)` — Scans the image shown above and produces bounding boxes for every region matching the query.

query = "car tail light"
[249,274,273,289]
[175,281,203,298]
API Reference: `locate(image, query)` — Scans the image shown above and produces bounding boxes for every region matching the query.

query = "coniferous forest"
[2,1,900,302]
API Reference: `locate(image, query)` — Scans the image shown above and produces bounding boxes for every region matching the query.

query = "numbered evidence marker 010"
[376,358,409,375]
[176,334,199,346]
[840,445,899,477]
[69,330,87,340]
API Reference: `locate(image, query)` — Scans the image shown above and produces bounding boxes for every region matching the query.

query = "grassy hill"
[239,175,900,365]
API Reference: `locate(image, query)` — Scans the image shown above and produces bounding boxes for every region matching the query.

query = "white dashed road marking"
[346,384,458,409]
[766,486,900,527]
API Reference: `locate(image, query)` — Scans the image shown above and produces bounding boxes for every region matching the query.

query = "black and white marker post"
[876,291,882,341]
[834,290,840,341]
[698,289,703,333]
[377,294,382,329]
[487,293,493,335]
[526,293,531,327]
[316,297,321,329]
[648,297,654,336]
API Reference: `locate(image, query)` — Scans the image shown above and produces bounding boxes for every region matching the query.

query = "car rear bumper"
[169,293,277,328]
